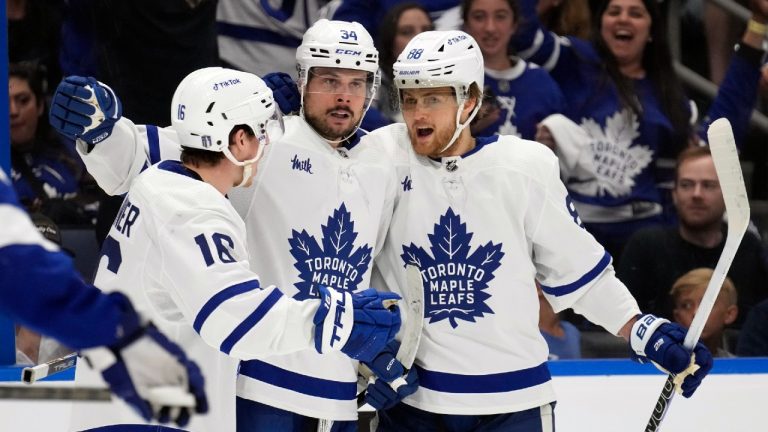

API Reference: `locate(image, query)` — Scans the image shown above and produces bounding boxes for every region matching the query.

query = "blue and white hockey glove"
[50,76,122,146]
[263,72,301,114]
[629,314,713,398]
[314,285,401,363]
[363,340,419,410]
[81,292,208,427]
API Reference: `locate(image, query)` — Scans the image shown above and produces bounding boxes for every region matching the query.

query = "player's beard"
[305,106,360,142]
[408,121,458,158]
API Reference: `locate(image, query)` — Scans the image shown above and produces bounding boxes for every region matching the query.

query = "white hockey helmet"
[393,30,485,153]
[171,67,283,186]
[393,30,484,96]
[295,19,381,143]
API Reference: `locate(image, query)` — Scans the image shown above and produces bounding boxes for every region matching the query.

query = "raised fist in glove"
[49,76,122,146]
[314,286,401,363]
[263,72,301,114]
[630,314,714,397]
[363,340,419,410]
[81,292,208,426]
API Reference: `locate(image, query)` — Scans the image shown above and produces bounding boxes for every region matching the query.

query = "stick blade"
[396,265,424,369]
[707,118,750,235]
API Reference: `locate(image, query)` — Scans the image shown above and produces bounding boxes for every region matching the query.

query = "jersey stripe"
[239,359,357,400]
[415,362,551,393]
[540,250,611,296]
[193,279,261,333]
[146,125,161,165]
[220,287,283,354]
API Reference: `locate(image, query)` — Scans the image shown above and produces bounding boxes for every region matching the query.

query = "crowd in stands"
[7,0,768,360]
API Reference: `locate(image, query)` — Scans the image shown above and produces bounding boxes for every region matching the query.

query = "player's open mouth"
[329,110,351,119]
[417,127,433,137]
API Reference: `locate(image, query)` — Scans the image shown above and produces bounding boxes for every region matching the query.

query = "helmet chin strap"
[223,142,265,188]
[438,97,482,155]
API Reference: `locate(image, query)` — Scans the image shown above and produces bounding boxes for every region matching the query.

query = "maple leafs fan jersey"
[76,115,397,421]
[366,124,640,415]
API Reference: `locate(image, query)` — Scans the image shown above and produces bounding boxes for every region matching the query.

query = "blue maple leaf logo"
[401,208,504,328]
[289,203,373,300]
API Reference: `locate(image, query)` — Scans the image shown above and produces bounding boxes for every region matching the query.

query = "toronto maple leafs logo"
[574,109,654,197]
[401,208,504,328]
[289,203,372,300]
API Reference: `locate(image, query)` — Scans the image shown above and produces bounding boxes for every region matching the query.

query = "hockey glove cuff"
[629,314,714,397]
[81,292,208,426]
[314,286,401,362]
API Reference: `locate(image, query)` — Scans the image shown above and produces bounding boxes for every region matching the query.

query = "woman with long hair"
[513,0,768,260]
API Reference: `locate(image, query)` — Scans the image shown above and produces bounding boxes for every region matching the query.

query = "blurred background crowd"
[7,0,768,362]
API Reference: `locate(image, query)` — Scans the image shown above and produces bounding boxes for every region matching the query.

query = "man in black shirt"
[618,146,768,327]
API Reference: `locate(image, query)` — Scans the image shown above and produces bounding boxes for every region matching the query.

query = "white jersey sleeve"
[75,118,181,195]
[531,153,640,334]
[129,166,319,359]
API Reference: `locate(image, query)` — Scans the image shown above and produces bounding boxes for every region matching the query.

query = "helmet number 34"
[339,29,357,40]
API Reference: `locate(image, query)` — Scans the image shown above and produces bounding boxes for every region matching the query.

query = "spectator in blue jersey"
[375,3,435,123]
[513,0,768,262]
[10,62,97,225]
[462,0,566,140]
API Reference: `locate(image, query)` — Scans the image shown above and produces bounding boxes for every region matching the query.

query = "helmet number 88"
[406,49,424,60]
[339,29,358,40]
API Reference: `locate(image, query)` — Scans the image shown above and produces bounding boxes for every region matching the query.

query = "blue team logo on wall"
[289,203,373,300]
[401,208,504,328]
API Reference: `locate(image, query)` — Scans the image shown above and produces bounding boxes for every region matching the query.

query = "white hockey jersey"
[70,161,327,431]
[366,124,640,415]
[76,115,398,421]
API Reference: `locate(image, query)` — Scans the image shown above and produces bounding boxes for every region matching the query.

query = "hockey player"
[0,167,208,427]
[50,66,401,432]
[362,30,714,430]
[49,20,403,431]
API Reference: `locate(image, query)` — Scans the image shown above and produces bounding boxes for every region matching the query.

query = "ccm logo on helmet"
[335,49,362,56]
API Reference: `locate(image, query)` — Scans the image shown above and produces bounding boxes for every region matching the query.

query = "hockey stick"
[22,352,77,384]
[357,264,425,404]
[317,265,425,432]
[645,118,750,432]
